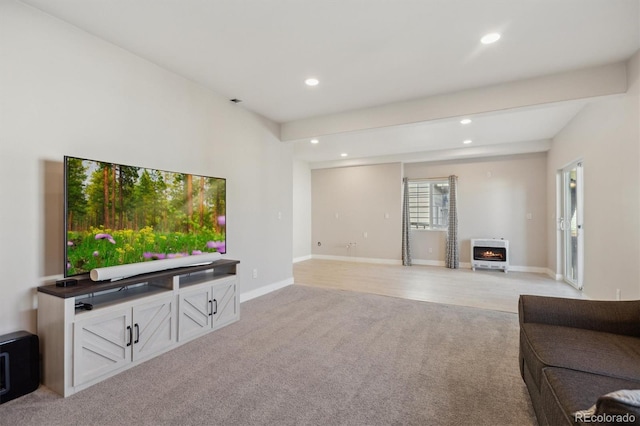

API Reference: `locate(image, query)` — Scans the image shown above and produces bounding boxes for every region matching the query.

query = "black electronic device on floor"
[0,331,40,404]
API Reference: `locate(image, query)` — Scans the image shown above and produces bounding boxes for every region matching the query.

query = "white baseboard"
[240,277,294,303]
[412,261,474,269]
[545,269,563,280]
[312,254,402,265]
[508,265,549,274]
[309,255,552,275]
[411,259,445,267]
[293,255,312,263]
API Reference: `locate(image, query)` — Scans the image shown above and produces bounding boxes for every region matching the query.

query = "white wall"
[293,160,312,262]
[311,163,402,262]
[0,0,293,335]
[546,50,640,300]
[404,153,548,270]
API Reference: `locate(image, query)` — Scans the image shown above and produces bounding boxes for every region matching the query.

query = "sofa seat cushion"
[521,323,640,390]
[540,368,640,426]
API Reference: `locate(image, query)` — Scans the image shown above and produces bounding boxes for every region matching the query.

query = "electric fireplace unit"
[471,239,509,272]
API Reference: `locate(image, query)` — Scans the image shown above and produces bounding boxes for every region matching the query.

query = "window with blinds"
[408,180,450,230]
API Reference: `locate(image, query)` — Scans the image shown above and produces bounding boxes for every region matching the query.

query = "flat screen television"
[64,156,226,277]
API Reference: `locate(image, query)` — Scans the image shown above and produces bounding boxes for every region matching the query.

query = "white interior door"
[559,161,584,289]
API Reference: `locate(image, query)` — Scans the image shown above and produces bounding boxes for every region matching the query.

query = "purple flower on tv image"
[93,251,99,257]
[218,215,226,226]
[95,233,116,244]
[144,252,169,260]
[192,250,203,255]
[206,240,225,252]
[67,241,74,246]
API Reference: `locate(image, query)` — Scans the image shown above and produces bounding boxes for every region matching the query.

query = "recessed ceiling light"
[310,139,319,144]
[340,153,348,157]
[481,33,501,44]
[305,78,319,86]
[460,118,472,125]
[463,139,473,144]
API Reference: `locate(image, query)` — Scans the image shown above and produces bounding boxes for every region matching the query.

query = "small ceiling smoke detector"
[460,118,472,125]
[305,78,319,86]
[310,139,319,144]
[230,98,243,103]
[340,153,348,157]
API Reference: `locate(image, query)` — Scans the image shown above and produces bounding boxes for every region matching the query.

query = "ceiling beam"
[281,61,627,142]
[307,139,552,170]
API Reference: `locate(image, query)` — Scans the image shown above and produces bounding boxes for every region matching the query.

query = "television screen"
[64,156,226,277]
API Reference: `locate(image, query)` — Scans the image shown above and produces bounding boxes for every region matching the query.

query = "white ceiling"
[20,0,640,167]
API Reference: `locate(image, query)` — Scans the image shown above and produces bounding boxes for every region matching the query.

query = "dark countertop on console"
[38,259,240,298]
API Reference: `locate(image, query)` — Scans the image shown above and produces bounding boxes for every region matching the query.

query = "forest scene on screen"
[65,158,226,275]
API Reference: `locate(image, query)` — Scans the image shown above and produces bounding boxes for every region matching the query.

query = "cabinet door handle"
[213,299,218,315]
[208,300,213,316]
[134,323,140,344]
[126,326,132,347]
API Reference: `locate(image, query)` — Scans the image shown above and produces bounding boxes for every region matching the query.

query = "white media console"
[37,259,239,397]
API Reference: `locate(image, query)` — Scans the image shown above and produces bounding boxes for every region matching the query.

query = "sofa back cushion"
[519,296,640,337]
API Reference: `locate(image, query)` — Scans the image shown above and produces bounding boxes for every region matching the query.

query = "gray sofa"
[518,295,640,425]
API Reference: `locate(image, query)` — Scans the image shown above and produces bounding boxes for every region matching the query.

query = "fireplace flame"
[479,250,504,259]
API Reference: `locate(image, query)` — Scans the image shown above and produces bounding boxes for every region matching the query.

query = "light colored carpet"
[0,285,535,425]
